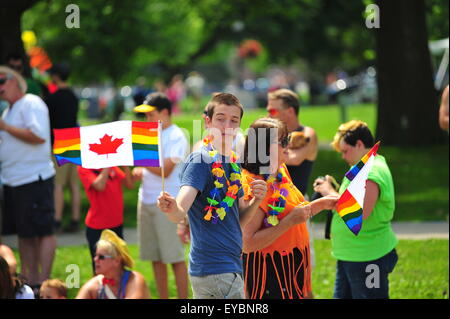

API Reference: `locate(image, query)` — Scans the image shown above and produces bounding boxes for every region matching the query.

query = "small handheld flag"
[53,121,161,169]
[336,141,380,235]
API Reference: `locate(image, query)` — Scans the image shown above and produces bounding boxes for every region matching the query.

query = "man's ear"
[356,139,365,149]
[288,106,297,117]
[205,115,212,127]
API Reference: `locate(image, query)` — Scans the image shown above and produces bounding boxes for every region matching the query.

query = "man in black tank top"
[266,89,319,298]
[266,89,318,196]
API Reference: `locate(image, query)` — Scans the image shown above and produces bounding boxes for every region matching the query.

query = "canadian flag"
[80,121,134,168]
[53,121,161,169]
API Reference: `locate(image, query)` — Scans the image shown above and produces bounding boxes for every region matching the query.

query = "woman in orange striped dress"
[241,118,338,299]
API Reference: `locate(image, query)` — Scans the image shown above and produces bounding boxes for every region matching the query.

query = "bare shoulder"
[130,271,146,283]
[0,244,14,257]
[126,271,150,299]
[303,126,318,139]
[76,276,101,299]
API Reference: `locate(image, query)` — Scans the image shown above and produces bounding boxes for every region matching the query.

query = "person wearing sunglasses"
[0,65,56,297]
[266,89,318,197]
[240,117,338,299]
[76,229,150,299]
[5,53,42,97]
[266,88,319,292]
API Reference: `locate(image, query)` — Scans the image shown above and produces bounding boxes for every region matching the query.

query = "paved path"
[2,221,448,249]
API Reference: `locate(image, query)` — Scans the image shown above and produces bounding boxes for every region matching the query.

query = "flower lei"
[262,167,291,227]
[203,136,242,223]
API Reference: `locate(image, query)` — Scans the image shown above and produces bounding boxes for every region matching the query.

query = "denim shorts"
[333,248,398,299]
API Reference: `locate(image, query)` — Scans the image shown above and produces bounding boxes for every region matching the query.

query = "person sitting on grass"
[0,238,17,276]
[0,255,34,299]
[76,229,150,299]
[39,278,67,299]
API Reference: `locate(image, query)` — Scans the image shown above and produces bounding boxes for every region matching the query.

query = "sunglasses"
[268,109,279,117]
[278,135,290,148]
[10,65,23,72]
[0,77,10,85]
[94,254,114,260]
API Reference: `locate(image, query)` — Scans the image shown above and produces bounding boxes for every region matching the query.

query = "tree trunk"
[0,1,40,75]
[375,0,444,146]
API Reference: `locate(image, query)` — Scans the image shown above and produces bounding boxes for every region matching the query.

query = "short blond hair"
[331,120,373,152]
[41,279,68,298]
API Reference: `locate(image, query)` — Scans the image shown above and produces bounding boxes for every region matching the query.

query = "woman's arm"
[242,208,295,252]
[75,278,98,299]
[242,195,338,253]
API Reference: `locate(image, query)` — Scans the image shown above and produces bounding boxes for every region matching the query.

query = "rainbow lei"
[203,136,242,223]
[262,168,291,227]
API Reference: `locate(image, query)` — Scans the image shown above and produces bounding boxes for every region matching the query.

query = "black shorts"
[2,177,55,238]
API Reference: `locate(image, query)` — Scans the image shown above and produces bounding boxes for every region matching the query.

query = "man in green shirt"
[313,120,398,299]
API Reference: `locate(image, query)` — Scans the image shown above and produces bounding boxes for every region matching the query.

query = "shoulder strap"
[97,275,117,299]
[118,270,132,299]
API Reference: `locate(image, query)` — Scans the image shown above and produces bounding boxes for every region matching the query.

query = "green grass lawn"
[311,239,449,299]
[70,103,448,227]
[13,239,448,299]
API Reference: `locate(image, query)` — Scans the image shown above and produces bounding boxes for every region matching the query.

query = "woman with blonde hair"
[76,230,150,299]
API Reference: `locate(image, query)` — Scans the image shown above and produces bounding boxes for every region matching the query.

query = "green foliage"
[21,0,448,85]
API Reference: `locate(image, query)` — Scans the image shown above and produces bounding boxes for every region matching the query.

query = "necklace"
[203,136,242,223]
[262,167,290,227]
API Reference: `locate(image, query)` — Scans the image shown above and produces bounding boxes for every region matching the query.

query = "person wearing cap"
[45,62,81,233]
[0,66,56,295]
[76,229,150,299]
[132,92,189,299]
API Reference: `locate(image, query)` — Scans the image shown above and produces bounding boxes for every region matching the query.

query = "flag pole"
[158,120,165,193]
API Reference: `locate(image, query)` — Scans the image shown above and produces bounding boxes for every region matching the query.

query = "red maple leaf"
[89,134,124,157]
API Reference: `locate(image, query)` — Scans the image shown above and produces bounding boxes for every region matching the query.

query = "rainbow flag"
[53,121,161,169]
[336,141,380,235]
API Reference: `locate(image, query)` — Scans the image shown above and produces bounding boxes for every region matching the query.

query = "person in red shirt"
[78,166,134,273]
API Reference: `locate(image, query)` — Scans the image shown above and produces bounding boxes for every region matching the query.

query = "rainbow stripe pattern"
[53,121,160,168]
[53,127,81,166]
[131,121,160,167]
[336,142,380,235]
